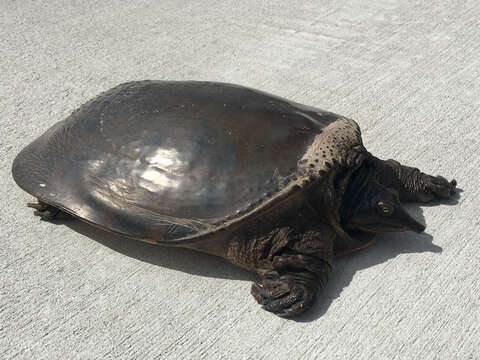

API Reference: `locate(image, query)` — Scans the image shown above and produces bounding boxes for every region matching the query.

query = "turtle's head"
[345,181,425,234]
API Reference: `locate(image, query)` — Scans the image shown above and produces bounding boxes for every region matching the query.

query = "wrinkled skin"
[371,158,457,203]
[244,157,456,317]
[27,156,456,318]
[251,254,329,317]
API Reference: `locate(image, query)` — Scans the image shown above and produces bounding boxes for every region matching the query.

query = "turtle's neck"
[339,160,374,227]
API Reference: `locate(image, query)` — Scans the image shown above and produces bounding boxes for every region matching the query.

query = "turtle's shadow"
[295,230,441,322]
[65,220,255,281]
[63,202,442,322]
[295,202,444,322]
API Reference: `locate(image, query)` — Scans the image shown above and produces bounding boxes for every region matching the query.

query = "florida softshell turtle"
[12,81,457,317]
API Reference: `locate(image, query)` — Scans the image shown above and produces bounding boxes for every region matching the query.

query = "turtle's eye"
[377,201,393,216]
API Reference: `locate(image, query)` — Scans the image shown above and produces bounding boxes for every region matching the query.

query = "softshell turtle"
[12,81,457,317]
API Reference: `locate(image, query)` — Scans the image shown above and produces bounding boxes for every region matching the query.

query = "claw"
[278,302,307,318]
[27,202,50,211]
[27,200,62,221]
[450,179,457,193]
[251,283,267,305]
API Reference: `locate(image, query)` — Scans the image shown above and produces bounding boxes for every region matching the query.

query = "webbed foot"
[418,175,457,202]
[251,271,317,317]
[251,255,330,318]
[27,200,71,221]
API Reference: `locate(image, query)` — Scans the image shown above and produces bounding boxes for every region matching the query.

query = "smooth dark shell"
[12,81,341,242]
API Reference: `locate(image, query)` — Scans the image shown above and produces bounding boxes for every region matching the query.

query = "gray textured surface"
[1,1,479,359]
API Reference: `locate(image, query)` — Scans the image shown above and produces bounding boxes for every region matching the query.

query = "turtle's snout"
[412,220,426,233]
[394,204,426,233]
[346,180,429,235]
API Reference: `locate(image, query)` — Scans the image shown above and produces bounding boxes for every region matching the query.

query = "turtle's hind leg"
[371,156,457,203]
[27,200,72,221]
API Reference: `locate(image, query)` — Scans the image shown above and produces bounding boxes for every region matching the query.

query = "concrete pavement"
[1,1,479,358]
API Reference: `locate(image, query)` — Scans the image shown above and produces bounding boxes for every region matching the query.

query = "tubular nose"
[413,222,426,233]
[400,206,426,233]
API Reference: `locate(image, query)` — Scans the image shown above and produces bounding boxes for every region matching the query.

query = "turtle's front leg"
[251,253,331,317]
[371,157,457,203]
[226,221,334,317]
[244,224,334,318]
[27,200,72,221]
